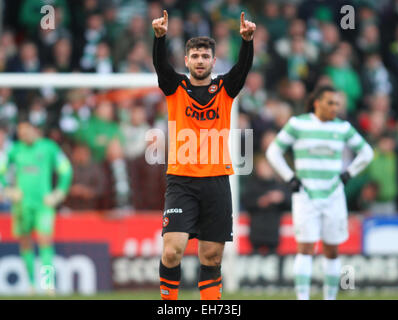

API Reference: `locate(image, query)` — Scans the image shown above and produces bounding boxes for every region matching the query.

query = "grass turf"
[1,289,398,300]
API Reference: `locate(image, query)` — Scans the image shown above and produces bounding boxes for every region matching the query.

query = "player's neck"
[189,74,212,86]
[314,112,329,122]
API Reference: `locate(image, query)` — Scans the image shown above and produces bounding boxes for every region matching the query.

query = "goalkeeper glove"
[288,176,301,192]
[3,187,23,202]
[340,171,351,185]
[44,190,66,208]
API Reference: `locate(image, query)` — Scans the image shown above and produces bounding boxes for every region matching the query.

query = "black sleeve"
[152,35,184,96]
[222,39,254,98]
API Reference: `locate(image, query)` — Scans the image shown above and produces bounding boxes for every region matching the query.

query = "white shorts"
[292,185,348,245]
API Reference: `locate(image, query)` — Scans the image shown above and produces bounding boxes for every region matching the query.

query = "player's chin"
[191,69,211,80]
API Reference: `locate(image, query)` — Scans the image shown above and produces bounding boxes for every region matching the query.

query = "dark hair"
[185,36,216,57]
[305,85,337,113]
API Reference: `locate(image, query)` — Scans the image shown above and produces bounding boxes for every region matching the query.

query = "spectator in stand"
[281,1,298,23]
[242,155,291,255]
[337,41,360,71]
[357,1,379,34]
[0,88,18,137]
[211,0,249,60]
[93,41,114,73]
[118,41,153,73]
[252,24,285,91]
[103,2,123,47]
[239,71,267,117]
[361,110,389,146]
[113,15,149,69]
[80,13,106,72]
[356,23,381,59]
[0,47,7,73]
[258,0,287,42]
[274,19,319,65]
[75,100,123,163]
[6,41,40,73]
[121,103,151,160]
[166,14,186,72]
[63,143,106,211]
[59,89,92,138]
[184,5,211,40]
[365,131,398,216]
[0,30,17,63]
[51,37,75,72]
[324,48,362,115]
[280,79,307,115]
[212,20,240,62]
[102,139,132,211]
[286,36,312,84]
[361,53,393,98]
[28,97,48,131]
[0,124,11,212]
[213,39,234,74]
[386,25,398,80]
[318,23,340,58]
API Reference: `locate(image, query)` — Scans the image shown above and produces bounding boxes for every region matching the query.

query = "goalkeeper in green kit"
[0,121,72,294]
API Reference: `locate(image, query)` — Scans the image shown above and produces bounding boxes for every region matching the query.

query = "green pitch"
[1,289,398,300]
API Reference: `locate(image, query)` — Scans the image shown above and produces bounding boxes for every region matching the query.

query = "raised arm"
[152,10,182,96]
[223,12,256,98]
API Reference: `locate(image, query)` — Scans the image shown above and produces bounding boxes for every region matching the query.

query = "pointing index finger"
[163,10,168,22]
[240,12,245,26]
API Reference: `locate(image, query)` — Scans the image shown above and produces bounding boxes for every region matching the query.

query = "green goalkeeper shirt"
[0,138,73,205]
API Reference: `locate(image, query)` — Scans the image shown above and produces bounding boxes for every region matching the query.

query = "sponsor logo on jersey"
[208,84,218,93]
[185,106,220,121]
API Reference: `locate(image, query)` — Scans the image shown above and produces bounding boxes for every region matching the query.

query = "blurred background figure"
[365,131,398,216]
[242,155,291,255]
[121,103,150,161]
[74,100,123,163]
[63,143,105,211]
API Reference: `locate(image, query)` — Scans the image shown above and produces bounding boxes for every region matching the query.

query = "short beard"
[190,68,212,81]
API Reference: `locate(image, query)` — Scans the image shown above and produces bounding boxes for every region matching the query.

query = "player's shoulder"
[288,113,312,126]
[332,117,352,130]
[296,113,312,120]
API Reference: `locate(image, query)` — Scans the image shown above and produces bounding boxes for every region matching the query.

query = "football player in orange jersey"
[153,10,255,300]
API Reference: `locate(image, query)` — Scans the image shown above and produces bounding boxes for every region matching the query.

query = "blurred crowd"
[0,0,397,235]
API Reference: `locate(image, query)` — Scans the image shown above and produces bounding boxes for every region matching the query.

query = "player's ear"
[313,98,320,110]
[212,56,216,68]
[184,55,188,67]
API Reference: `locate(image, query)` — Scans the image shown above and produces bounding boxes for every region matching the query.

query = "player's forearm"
[153,35,180,95]
[55,161,73,194]
[224,39,253,97]
[266,142,295,182]
[153,36,174,77]
[346,143,374,177]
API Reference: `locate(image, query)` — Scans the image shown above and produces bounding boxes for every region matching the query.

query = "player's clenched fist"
[152,10,168,38]
[240,12,256,41]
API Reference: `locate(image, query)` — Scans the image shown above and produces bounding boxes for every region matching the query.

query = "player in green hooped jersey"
[0,121,72,294]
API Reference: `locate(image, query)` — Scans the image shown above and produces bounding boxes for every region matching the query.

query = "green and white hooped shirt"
[266,113,374,200]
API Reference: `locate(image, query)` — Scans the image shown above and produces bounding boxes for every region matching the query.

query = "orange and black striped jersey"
[153,35,253,177]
